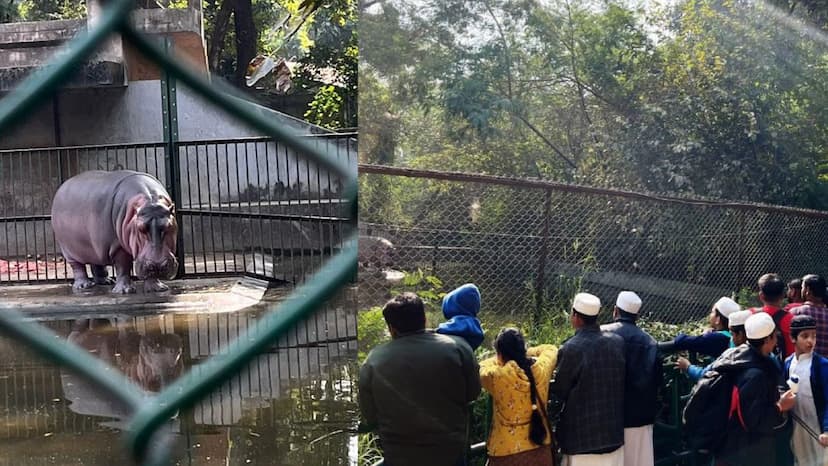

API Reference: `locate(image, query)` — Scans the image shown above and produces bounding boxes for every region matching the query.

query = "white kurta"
[622,424,653,466]
[563,446,624,466]
[791,353,828,466]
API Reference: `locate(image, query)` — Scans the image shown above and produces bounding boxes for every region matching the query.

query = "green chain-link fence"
[358,164,828,324]
[0,3,357,464]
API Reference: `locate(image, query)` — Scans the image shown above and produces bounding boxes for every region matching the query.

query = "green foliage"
[391,268,446,310]
[361,0,828,209]
[203,0,356,128]
[357,432,383,466]
[357,306,386,363]
[0,0,19,21]
[16,0,84,20]
[304,85,344,127]
[734,286,761,309]
[640,318,709,343]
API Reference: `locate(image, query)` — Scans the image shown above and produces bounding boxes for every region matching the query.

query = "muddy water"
[0,288,358,466]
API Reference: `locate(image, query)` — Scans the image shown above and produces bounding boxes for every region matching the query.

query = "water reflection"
[0,289,358,466]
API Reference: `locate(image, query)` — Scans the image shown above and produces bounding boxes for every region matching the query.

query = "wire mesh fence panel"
[358,165,828,324]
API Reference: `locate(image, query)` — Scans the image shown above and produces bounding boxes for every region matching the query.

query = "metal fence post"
[534,189,552,323]
[160,36,185,279]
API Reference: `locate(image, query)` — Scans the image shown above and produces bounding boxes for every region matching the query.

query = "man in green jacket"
[359,292,481,466]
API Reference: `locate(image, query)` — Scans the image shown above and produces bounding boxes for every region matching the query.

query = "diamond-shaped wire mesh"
[358,165,828,325]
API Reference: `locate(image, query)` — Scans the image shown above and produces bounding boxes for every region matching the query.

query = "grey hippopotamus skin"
[51,170,179,294]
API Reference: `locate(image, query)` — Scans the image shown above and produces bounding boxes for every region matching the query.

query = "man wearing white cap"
[708,312,796,466]
[658,296,741,358]
[600,291,661,466]
[551,293,626,466]
[676,309,752,382]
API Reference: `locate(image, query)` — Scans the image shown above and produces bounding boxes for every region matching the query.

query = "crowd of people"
[357,273,828,466]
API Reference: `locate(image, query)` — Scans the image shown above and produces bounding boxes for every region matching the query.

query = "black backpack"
[770,309,789,363]
[683,369,745,452]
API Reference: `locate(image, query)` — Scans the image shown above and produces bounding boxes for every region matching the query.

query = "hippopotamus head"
[121,194,179,280]
[136,333,183,392]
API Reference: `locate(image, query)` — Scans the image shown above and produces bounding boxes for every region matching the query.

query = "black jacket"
[710,345,785,466]
[602,317,662,427]
[550,325,626,455]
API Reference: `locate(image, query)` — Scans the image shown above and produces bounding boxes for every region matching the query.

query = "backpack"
[683,369,746,452]
[770,309,788,362]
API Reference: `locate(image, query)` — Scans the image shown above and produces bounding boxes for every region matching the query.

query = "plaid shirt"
[550,325,625,455]
[793,303,828,356]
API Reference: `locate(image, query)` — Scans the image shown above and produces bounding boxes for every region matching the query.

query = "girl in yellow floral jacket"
[480,327,558,466]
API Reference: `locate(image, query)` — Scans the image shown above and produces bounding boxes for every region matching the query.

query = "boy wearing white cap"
[601,291,661,466]
[551,293,626,466]
[676,309,752,382]
[708,313,796,466]
[783,314,828,466]
[657,296,741,358]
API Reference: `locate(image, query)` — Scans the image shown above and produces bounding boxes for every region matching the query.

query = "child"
[784,314,828,466]
[676,309,752,382]
[436,283,484,350]
[659,296,741,357]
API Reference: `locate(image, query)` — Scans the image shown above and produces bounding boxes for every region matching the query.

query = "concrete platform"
[0,276,283,320]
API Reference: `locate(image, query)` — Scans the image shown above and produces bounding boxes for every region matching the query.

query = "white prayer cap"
[728,310,752,327]
[573,293,601,316]
[616,291,642,314]
[714,297,741,318]
[745,312,775,339]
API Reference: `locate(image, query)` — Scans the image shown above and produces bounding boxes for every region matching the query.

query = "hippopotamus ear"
[121,194,149,258]
[159,194,175,216]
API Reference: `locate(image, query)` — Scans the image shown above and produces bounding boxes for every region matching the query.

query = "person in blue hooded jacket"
[437,283,485,351]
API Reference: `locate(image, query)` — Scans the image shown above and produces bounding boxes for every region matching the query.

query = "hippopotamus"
[51,170,179,293]
[358,235,395,270]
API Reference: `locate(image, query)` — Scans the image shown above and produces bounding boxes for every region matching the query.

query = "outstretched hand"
[675,357,691,372]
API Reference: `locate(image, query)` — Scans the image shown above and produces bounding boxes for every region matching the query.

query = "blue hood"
[441,284,481,318]
[437,316,484,350]
[437,284,484,350]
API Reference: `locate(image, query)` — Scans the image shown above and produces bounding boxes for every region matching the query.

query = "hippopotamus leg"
[68,261,96,291]
[91,265,115,285]
[111,251,136,294]
[143,278,169,293]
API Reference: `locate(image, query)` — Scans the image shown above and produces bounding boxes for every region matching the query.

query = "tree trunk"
[233,0,257,86]
[207,0,233,72]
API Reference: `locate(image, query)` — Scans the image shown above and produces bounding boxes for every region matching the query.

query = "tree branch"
[514,114,578,170]
[207,0,234,71]
[483,0,512,100]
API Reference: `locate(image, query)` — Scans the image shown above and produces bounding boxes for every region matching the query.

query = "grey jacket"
[601,317,662,427]
[550,325,626,455]
[359,330,481,466]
